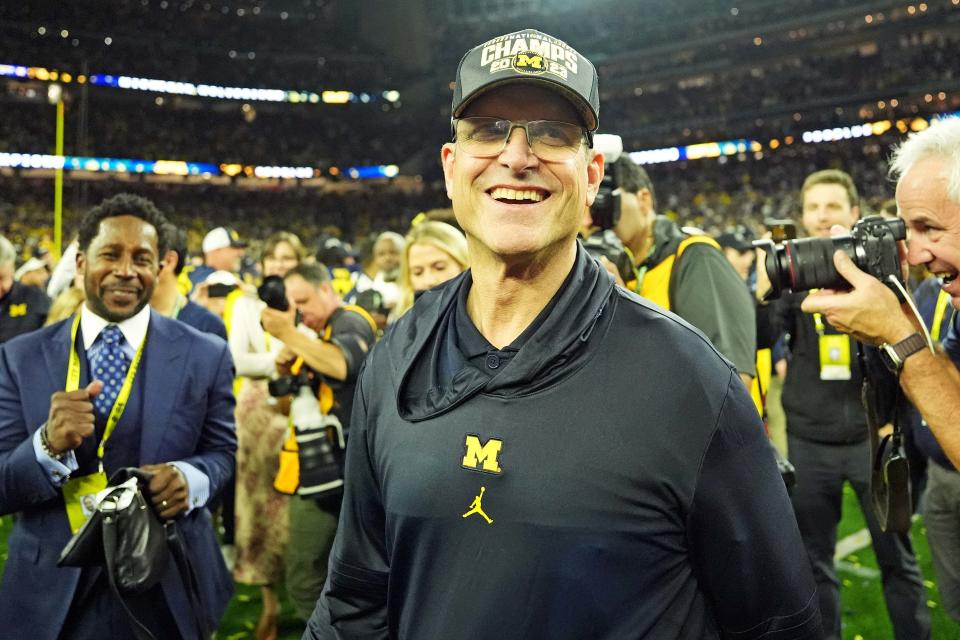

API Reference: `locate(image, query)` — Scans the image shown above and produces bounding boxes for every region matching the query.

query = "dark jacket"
[778,291,874,444]
[307,246,821,639]
[641,216,757,377]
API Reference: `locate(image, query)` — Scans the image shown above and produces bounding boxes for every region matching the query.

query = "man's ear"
[637,187,654,212]
[75,249,86,276]
[441,143,456,201]
[584,150,604,207]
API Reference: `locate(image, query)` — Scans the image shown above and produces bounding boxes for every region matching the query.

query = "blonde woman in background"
[393,220,469,319]
[44,286,85,326]
[230,231,307,640]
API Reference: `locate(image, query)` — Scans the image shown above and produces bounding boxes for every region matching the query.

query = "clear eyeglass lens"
[456,118,583,160]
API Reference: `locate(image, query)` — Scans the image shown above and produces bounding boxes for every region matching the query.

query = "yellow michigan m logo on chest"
[461,434,503,474]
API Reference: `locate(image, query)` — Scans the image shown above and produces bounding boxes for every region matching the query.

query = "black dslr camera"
[585,134,634,284]
[258,275,315,397]
[258,275,289,311]
[754,216,906,300]
[268,368,317,398]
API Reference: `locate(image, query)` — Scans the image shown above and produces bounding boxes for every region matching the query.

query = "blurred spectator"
[46,238,80,300]
[0,233,50,343]
[371,231,404,310]
[716,228,756,282]
[229,231,308,640]
[188,226,248,291]
[14,257,50,291]
[393,220,469,319]
[193,269,241,318]
[44,286,85,327]
[151,222,227,340]
[259,263,376,620]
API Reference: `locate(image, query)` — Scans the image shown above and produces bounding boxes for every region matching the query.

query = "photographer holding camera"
[802,120,960,623]
[772,169,929,639]
[596,151,758,390]
[259,262,376,621]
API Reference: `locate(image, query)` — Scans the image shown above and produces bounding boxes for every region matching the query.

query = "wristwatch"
[879,332,928,373]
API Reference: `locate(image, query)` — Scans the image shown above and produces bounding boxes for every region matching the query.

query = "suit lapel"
[139,311,187,462]
[40,318,76,393]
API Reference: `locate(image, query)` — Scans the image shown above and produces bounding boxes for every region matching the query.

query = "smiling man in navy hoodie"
[305,29,822,640]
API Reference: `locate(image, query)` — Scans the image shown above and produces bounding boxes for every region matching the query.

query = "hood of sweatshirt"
[386,243,616,422]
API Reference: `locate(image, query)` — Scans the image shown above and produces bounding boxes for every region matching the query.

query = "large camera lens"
[763,236,857,297]
[758,216,905,298]
[258,275,289,311]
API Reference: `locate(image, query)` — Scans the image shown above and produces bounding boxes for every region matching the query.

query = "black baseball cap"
[451,28,599,134]
[716,229,755,252]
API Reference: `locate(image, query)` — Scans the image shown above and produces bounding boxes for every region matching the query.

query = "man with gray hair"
[804,117,960,620]
[0,234,51,343]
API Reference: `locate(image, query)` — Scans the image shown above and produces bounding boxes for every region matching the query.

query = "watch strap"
[884,332,927,370]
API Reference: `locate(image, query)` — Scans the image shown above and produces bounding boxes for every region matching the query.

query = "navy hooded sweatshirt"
[306,246,821,639]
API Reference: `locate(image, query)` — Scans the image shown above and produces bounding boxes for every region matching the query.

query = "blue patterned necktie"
[92,325,130,419]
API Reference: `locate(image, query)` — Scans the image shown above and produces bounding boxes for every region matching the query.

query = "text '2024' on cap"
[451,28,599,133]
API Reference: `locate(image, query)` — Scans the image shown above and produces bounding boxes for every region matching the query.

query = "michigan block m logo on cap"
[461,434,503,474]
[513,52,545,74]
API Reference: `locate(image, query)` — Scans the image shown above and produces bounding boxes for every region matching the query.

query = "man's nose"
[113,256,135,277]
[498,127,538,172]
[906,240,932,267]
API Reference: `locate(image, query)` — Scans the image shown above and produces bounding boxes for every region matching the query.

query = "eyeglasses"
[453,117,587,161]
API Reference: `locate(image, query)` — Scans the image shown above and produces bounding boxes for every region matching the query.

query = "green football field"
[2,484,959,639]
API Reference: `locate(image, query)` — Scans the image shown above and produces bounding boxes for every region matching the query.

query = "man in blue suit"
[0,193,237,639]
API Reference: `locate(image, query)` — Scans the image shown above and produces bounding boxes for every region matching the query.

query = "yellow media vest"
[638,235,766,417]
[274,304,379,495]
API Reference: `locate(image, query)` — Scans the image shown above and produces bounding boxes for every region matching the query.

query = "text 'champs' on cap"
[452,28,600,133]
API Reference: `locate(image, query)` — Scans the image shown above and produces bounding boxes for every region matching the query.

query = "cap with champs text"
[451,28,599,133]
[202,227,247,254]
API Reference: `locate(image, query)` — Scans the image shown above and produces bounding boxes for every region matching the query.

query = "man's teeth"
[489,187,544,203]
[939,272,957,285]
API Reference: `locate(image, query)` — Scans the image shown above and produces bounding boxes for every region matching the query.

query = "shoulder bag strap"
[102,511,158,640]
[165,522,210,640]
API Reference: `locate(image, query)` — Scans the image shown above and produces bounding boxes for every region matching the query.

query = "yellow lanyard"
[932,288,952,343]
[809,289,827,336]
[170,293,186,320]
[66,314,147,470]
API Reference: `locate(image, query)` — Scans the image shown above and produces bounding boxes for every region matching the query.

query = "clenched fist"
[44,380,103,454]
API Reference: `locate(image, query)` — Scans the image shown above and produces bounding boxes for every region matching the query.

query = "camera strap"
[859,343,913,533]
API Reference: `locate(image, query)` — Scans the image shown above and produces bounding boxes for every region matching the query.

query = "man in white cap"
[306,28,820,639]
[14,257,51,291]
[187,226,247,291]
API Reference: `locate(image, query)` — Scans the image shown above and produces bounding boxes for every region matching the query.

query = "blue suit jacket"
[0,310,237,640]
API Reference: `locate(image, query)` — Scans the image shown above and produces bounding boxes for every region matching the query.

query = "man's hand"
[801,250,917,345]
[140,463,189,519]
[261,305,297,341]
[45,380,103,453]
[275,345,298,377]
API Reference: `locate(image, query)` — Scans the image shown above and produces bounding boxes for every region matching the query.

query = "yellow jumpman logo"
[462,486,493,524]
